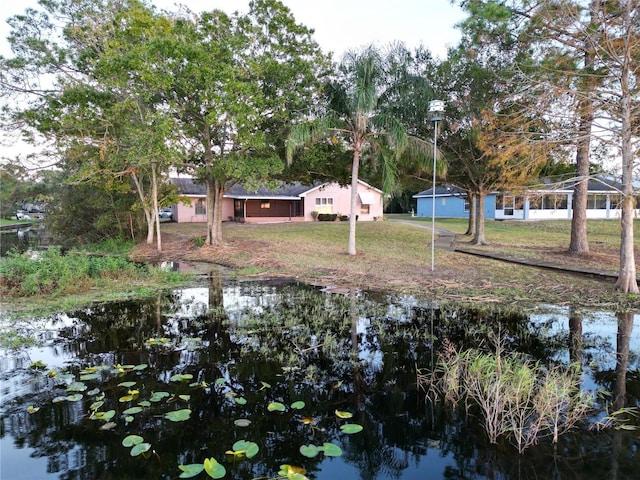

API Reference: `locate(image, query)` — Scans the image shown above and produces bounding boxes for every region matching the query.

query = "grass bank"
[0,245,187,317]
[157,215,639,309]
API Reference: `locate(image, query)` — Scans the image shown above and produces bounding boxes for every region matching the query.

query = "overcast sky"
[1,0,465,58]
[0,1,465,163]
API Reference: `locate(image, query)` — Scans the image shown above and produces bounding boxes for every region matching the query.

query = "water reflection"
[0,280,638,479]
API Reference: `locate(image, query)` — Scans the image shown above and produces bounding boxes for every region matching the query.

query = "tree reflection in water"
[0,280,638,479]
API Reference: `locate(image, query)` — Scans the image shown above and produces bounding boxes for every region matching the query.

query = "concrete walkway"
[390,219,631,282]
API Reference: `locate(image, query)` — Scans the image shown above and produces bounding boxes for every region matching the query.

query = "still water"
[1,278,639,479]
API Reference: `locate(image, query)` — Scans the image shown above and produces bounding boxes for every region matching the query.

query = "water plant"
[421,338,595,453]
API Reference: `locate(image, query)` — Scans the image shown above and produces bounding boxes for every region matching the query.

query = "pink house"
[169,178,384,223]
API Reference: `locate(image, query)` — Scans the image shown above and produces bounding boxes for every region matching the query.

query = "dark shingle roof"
[170,178,324,199]
[413,184,467,198]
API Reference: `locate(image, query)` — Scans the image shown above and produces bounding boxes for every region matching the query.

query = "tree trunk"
[347,145,362,256]
[151,162,161,252]
[615,15,638,293]
[205,176,225,246]
[568,0,599,255]
[472,192,487,245]
[465,192,476,236]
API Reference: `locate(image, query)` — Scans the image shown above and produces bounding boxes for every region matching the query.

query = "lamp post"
[429,100,445,272]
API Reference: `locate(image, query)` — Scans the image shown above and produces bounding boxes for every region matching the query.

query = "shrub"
[317,213,338,221]
[0,248,147,297]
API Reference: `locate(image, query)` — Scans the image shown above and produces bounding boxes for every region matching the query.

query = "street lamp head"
[429,99,445,122]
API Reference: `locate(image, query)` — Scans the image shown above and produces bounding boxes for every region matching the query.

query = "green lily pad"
[123,406,143,415]
[99,421,117,430]
[66,382,87,392]
[94,410,115,421]
[340,423,363,434]
[299,444,320,458]
[235,397,247,405]
[125,415,134,422]
[290,401,305,410]
[165,409,191,422]
[118,381,137,388]
[90,401,104,411]
[27,405,40,414]
[234,419,251,427]
[170,373,193,382]
[87,388,101,396]
[133,364,148,371]
[138,400,151,407]
[130,442,151,457]
[122,435,144,447]
[321,442,343,457]
[179,395,191,402]
[178,463,205,478]
[80,373,101,381]
[203,457,226,479]
[150,391,170,402]
[65,394,83,402]
[231,440,259,459]
[267,401,286,412]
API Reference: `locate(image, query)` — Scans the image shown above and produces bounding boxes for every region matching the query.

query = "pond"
[0,277,639,479]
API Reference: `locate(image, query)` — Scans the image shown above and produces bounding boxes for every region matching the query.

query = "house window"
[588,194,607,209]
[502,195,515,215]
[195,199,206,216]
[315,197,333,213]
[360,204,370,214]
[463,198,470,212]
[261,200,271,209]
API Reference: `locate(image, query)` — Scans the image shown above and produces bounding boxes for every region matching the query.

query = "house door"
[234,200,244,219]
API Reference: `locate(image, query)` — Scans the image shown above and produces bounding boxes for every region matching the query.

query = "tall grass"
[0,247,172,297]
[419,338,594,453]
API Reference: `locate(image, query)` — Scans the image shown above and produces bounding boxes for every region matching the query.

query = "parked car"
[159,208,173,220]
[16,212,32,220]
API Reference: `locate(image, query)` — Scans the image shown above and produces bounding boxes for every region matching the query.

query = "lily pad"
[335,410,353,419]
[290,401,305,410]
[122,435,144,447]
[65,394,83,402]
[95,410,115,421]
[80,373,101,381]
[66,382,87,392]
[123,406,143,415]
[99,421,117,430]
[178,463,204,478]
[170,373,193,382]
[150,391,170,402]
[165,409,191,422]
[267,401,286,412]
[235,397,247,405]
[231,440,259,459]
[27,405,40,414]
[118,381,136,388]
[299,444,320,458]
[340,423,364,434]
[278,464,307,478]
[234,419,251,427]
[133,363,148,371]
[130,442,151,457]
[203,457,226,479]
[321,442,343,457]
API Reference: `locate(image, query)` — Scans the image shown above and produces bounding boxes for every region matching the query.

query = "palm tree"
[286,46,437,256]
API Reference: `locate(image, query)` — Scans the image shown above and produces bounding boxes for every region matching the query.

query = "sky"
[0,0,466,163]
[0,0,465,59]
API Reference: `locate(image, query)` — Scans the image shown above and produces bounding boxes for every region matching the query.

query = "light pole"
[429,100,445,272]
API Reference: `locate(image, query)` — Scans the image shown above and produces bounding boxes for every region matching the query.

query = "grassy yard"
[157,216,639,308]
